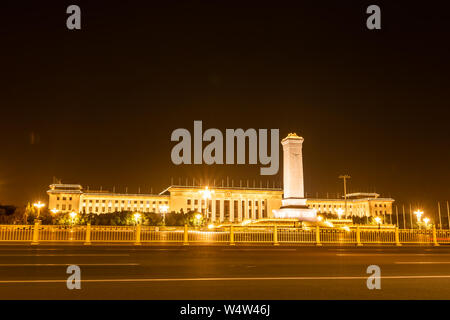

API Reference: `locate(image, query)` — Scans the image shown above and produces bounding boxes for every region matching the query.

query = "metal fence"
[0,223,448,246]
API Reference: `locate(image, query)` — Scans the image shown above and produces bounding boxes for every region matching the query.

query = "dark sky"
[1,1,449,217]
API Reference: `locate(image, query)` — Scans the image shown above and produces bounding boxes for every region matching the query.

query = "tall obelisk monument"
[273,133,317,221]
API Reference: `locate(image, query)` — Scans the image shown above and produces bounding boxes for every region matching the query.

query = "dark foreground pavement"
[0,244,449,299]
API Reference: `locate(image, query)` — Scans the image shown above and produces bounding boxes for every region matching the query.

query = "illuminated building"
[47,185,393,222]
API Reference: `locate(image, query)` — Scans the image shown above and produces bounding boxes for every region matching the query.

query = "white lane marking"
[0,248,63,251]
[0,263,139,267]
[1,275,450,284]
[395,262,450,264]
[105,248,187,251]
[336,253,450,257]
[222,249,296,251]
[0,254,130,257]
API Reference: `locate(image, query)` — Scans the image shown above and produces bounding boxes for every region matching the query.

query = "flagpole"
[409,203,413,229]
[402,204,406,229]
[438,202,442,230]
[447,201,450,230]
[395,205,399,228]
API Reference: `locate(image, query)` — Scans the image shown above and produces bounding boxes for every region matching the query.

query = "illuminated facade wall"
[47,184,394,222]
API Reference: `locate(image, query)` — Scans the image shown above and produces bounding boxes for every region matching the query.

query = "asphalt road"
[0,244,449,299]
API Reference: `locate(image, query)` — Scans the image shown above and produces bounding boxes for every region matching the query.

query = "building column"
[238,198,243,222]
[230,198,235,223]
[211,195,216,222]
[251,199,256,220]
[244,199,249,220]
[220,199,224,222]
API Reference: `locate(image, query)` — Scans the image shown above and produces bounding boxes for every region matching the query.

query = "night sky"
[1,1,449,217]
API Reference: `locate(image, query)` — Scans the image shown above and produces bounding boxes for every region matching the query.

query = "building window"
[224,200,230,220]
[194,200,198,205]
[57,197,60,201]
[187,199,191,205]
[68,204,72,210]
[62,204,66,210]
[63,197,66,201]
[215,200,220,219]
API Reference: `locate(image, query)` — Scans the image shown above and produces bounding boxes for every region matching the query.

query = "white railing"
[0,223,448,246]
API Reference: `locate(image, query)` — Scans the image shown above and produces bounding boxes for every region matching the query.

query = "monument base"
[272,198,317,222]
[272,208,317,222]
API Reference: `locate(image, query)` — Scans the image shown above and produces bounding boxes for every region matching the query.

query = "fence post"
[433,225,440,246]
[316,225,322,246]
[273,225,279,246]
[230,225,235,246]
[395,227,402,246]
[31,220,40,245]
[356,226,363,246]
[84,223,91,245]
[183,224,189,246]
[134,224,141,246]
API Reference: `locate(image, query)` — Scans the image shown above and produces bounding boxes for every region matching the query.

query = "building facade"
[47,184,394,222]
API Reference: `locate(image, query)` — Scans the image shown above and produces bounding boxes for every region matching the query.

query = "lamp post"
[50,209,59,225]
[159,204,169,225]
[133,212,141,225]
[339,175,351,217]
[375,216,381,229]
[33,201,45,221]
[336,208,344,220]
[199,186,214,222]
[69,211,77,225]
[414,209,424,229]
[423,217,430,229]
[195,213,203,227]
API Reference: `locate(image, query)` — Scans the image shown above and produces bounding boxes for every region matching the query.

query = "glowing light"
[159,204,169,213]
[195,213,202,221]
[324,221,334,227]
[133,213,141,223]
[33,201,45,209]
[414,210,424,222]
[241,220,252,226]
[374,217,381,224]
[50,208,59,214]
[317,216,323,222]
[336,208,344,219]
[423,217,430,226]
[199,186,214,200]
[208,224,215,229]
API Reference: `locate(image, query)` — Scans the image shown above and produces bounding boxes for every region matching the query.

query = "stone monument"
[273,133,317,221]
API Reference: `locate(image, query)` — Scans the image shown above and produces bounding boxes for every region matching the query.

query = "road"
[0,244,449,299]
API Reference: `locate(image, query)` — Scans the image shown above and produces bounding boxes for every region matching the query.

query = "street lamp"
[374,216,382,229]
[133,212,141,225]
[414,209,424,229]
[199,186,214,221]
[159,204,169,225]
[69,211,77,225]
[336,208,344,220]
[317,216,323,222]
[195,213,203,226]
[50,208,59,215]
[33,201,45,220]
[423,217,430,228]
